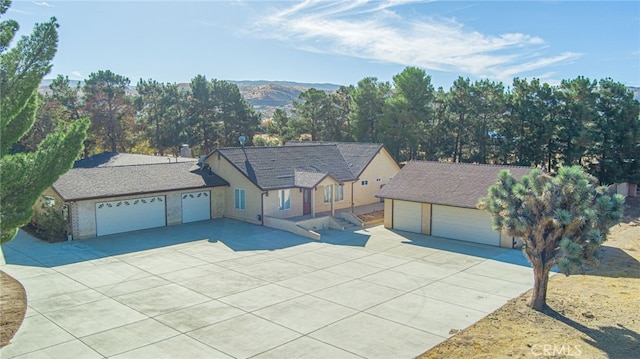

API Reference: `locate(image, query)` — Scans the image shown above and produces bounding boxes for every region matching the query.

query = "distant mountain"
[230,80,340,92]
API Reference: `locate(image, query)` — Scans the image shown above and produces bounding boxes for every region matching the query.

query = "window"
[361,180,369,186]
[234,189,245,210]
[278,189,291,210]
[42,196,55,208]
[324,185,332,203]
[376,178,381,182]
[335,184,344,202]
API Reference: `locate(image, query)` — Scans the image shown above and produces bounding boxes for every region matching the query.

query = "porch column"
[330,184,335,216]
[312,187,316,218]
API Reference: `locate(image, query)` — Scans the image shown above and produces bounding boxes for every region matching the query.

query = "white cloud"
[254,0,581,83]
[34,2,54,7]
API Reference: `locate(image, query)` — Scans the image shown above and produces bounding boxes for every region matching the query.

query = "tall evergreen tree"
[187,75,219,154]
[293,88,332,141]
[447,77,474,163]
[479,166,624,310]
[350,77,389,143]
[469,79,505,164]
[267,108,294,143]
[83,70,134,153]
[211,79,260,147]
[556,77,598,167]
[381,67,434,161]
[592,79,640,184]
[0,0,88,243]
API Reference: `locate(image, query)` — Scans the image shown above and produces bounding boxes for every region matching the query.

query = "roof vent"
[180,144,192,158]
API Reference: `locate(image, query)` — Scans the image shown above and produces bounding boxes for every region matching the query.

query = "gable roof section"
[212,145,356,190]
[377,161,533,209]
[54,162,228,201]
[286,141,386,177]
[294,170,335,189]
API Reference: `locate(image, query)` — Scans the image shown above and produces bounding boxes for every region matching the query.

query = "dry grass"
[418,197,640,358]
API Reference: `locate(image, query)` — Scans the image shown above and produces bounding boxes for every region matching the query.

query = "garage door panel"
[96,196,166,236]
[393,200,422,233]
[432,205,499,246]
[182,191,211,223]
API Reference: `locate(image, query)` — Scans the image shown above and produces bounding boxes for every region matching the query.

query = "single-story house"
[39,142,399,239]
[376,160,532,248]
[202,142,399,226]
[39,153,228,239]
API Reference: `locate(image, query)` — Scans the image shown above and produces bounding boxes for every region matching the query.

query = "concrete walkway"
[1,219,535,359]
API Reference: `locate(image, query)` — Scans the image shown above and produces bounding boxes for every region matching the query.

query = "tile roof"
[376,160,533,208]
[53,162,228,201]
[285,141,385,177]
[73,152,196,168]
[212,144,359,190]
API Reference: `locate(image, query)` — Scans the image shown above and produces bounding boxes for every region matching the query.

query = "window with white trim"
[278,189,291,210]
[234,188,245,210]
[361,180,369,186]
[376,178,381,182]
[324,185,332,203]
[335,184,344,202]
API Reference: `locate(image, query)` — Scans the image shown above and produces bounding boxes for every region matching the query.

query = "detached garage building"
[377,161,531,248]
[45,154,228,239]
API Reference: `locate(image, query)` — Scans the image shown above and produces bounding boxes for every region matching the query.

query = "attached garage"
[182,191,211,223]
[431,205,499,246]
[392,200,422,233]
[49,154,229,240]
[377,160,532,248]
[96,196,166,236]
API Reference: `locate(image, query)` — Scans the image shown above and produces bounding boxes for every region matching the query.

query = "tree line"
[18,71,260,158]
[270,67,639,185]
[18,67,639,185]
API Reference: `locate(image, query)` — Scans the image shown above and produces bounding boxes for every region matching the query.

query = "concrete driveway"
[1,219,535,359]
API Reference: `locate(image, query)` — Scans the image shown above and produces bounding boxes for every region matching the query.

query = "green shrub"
[32,206,68,242]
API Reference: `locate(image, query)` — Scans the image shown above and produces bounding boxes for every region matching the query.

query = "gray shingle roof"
[212,144,360,190]
[285,141,384,177]
[294,170,332,188]
[376,160,533,208]
[54,162,228,201]
[73,152,196,168]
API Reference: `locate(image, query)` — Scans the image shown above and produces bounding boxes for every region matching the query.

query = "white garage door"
[393,200,422,233]
[432,205,500,246]
[96,196,166,236]
[182,191,211,223]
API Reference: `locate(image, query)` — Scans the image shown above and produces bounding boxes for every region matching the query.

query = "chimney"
[179,144,192,158]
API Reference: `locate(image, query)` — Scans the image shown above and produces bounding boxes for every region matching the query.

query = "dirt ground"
[419,196,640,359]
[0,271,27,348]
[1,199,638,355]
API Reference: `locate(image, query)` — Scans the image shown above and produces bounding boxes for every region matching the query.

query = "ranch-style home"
[376,160,532,248]
[39,142,399,240]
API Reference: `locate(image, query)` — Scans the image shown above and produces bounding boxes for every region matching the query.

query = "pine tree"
[478,166,624,310]
[0,1,88,244]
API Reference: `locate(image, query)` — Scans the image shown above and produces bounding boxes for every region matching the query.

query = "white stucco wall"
[206,154,263,225]
[67,187,226,239]
[263,188,304,219]
[353,148,400,207]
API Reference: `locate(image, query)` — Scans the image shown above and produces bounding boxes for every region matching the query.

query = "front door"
[303,189,311,215]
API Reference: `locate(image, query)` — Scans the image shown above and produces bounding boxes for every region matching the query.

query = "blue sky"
[7,0,640,89]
